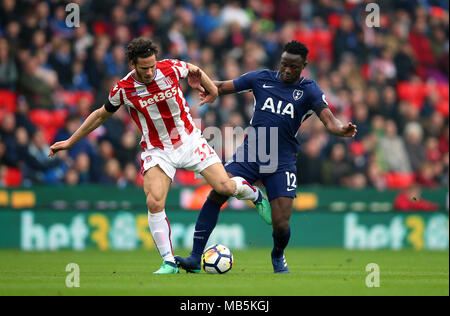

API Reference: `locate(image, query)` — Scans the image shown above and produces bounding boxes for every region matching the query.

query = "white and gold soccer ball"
[201,244,234,274]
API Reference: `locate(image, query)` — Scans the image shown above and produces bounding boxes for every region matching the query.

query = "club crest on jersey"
[160,77,173,90]
[293,89,303,101]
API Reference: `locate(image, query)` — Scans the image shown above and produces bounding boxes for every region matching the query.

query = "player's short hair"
[283,41,309,60]
[126,37,159,64]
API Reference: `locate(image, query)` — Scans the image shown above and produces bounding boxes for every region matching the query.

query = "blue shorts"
[225,161,298,201]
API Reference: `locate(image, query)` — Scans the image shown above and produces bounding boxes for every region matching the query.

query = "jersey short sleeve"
[308,81,329,116]
[167,59,189,80]
[233,70,261,92]
[106,83,123,113]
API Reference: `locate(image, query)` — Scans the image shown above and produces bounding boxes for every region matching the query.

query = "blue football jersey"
[232,69,328,170]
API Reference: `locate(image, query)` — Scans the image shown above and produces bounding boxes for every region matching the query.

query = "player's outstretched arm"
[187,63,218,106]
[48,105,113,157]
[214,80,237,96]
[319,108,357,138]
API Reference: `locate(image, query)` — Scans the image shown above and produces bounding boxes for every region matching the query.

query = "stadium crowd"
[0,0,448,192]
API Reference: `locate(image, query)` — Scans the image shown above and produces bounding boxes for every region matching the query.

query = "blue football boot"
[175,255,202,274]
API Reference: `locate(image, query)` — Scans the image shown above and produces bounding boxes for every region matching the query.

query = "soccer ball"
[201,244,234,274]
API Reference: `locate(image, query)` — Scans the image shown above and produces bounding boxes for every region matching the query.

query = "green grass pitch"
[0,248,448,296]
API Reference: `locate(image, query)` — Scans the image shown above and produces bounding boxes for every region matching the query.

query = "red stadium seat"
[61,90,79,107]
[52,109,69,128]
[0,90,17,113]
[61,90,95,108]
[397,82,427,108]
[29,109,53,127]
[327,13,341,30]
[385,172,415,189]
[75,91,95,105]
[436,100,449,117]
[3,167,22,187]
[437,83,449,101]
[42,126,58,144]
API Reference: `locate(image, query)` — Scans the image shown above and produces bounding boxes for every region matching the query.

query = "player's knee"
[146,195,164,213]
[272,216,290,234]
[209,190,229,206]
[214,179,235,197]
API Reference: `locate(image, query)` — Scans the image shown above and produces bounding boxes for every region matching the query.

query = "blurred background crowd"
[0,0,448,193]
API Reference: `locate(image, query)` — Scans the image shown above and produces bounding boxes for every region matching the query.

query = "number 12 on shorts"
[286,172,297,192]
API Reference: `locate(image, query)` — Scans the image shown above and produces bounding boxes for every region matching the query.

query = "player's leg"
[202,163,272,224]
[143,165,178,274]
[176,161,269,272]
[175,187,230,273]
[262,169,297,273]
[270,196,294,273]
[200,162,260,200]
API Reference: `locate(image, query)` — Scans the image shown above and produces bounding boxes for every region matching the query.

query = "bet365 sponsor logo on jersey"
[138,87,178,107]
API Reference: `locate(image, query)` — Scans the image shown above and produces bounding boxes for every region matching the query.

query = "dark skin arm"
[201,79,357,138]
[198,80,236,100]
[319,108,357,137]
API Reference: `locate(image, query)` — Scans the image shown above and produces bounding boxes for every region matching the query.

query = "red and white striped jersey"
[108,59,198,152]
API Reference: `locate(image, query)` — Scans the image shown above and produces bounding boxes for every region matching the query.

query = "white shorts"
[140,131,222,180]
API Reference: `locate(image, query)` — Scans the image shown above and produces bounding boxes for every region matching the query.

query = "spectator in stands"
[99,158,121,185]
[49,39,74,89]
[379,120,412,173]
[115,131,138,168]
[71,60,92,91]
[74,153,91,184]
[0,112,19,167]
[404,121,427,172]
[0,0,448,192]
[18,56,53,109]
[321,142,352,186]
[53,114,97,164]
[0,37,17,90]
[64,168,80,186]
[118,162,139,188]
[297,137,324,185]
[15,127,65,185]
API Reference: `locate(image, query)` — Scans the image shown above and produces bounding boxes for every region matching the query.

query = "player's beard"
[136,70,153,84]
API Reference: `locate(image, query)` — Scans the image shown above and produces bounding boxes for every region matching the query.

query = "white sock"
[148,210,175,264]
[231,177,260,202]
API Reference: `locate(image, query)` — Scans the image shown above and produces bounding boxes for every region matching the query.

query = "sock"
[191,198,223,260]
[231,177,260,202]
[148,210,175,264]
[271,227,291,258]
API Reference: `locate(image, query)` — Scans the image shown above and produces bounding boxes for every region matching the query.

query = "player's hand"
[198,90,217,106]
[187,69,205,93]
[48,140,72,157]
[342,122,357,137]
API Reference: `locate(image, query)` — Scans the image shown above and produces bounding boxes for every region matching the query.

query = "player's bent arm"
[187,63,218,98]
[213,80,237,96]
[48,105,113,156]
[319,108,357,138]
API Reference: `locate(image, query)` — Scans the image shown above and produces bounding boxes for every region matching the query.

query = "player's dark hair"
[126,37,159,64]
[283,41,309,60]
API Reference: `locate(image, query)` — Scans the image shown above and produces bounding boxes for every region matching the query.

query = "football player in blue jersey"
[176,41,357,273]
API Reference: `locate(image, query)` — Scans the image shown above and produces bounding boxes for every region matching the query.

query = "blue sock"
[191,198,222,260]
[271,227,291,258]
